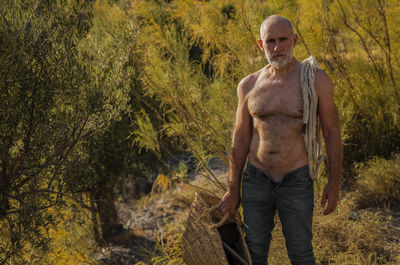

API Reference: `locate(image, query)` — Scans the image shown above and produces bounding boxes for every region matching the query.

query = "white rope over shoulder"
[301,56,323,179]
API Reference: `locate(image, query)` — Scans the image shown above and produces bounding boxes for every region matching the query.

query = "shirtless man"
[218,15,342,265]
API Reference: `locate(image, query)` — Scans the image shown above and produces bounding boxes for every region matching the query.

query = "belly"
[248,114,308,181]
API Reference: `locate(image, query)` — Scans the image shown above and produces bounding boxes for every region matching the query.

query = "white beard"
[265,48,293,69]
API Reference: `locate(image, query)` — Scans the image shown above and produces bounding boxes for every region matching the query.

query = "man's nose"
[273,41,283,52]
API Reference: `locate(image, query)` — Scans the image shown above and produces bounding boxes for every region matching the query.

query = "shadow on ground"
[96,228,156,265]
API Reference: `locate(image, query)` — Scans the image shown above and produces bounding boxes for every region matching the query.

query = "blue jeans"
[241,163,316,265]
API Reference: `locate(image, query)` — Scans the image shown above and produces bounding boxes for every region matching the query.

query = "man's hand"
[321,181,339,215]
[218,189,240,216]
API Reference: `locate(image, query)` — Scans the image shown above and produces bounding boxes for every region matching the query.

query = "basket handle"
[202,205,230,229]
[211,211,230,228]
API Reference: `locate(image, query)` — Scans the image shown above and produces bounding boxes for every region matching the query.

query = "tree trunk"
[90,183,123,244]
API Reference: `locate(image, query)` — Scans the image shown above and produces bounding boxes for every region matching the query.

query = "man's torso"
[246,62,308,181]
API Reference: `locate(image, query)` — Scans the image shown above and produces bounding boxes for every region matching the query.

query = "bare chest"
[247,76,303,119]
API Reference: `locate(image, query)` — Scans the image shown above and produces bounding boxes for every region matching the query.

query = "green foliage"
[2,0,400,263]
[65,0,164,244]
[354,155,400,208]
[28,201,98,265]
[130,0,270,190]
[290,0,400,163]
[0,0,131,262]
[172,161,189,182]
[128,3,400,261]
[133,110,161,156]
[130,0,400,187]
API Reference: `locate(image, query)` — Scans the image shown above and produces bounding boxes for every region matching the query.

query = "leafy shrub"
[21,201,98,265]
[354,155,400,208]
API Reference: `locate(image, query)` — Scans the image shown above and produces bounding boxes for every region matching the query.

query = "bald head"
[257,15,298,70]
[260,15,294,41]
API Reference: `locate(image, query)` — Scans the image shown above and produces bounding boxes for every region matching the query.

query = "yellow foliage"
[42,203,98,265]
[151,223,185,265]
[152,174,173,195]
[17,199,98,264]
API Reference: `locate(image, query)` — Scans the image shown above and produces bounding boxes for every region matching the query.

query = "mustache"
[266,52,286,59]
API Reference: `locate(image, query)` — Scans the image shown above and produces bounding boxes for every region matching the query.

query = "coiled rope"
[301,56,323,179]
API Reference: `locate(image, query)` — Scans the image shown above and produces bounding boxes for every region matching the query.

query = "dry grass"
[264,192,399,265]
[312,193,399,265]
[134,223,185,265]
[145,174,400,265]
[354,155,400,209]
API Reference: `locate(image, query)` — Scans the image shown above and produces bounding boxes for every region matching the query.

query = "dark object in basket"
[219,222,249,265]
[222,241,250,265]
[219,222,239,245]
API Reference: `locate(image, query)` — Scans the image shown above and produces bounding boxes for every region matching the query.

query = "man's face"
[259,22,297,69]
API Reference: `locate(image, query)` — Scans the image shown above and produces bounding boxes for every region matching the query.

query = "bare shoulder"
[237,68,263,98]
[314,68,334,96]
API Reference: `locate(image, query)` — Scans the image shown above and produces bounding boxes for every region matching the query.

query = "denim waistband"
[245,162,309,183]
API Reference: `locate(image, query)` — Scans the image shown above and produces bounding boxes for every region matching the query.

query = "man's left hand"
[321,181,339,215]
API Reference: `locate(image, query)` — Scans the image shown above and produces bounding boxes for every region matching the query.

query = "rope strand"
[301,56,323,179]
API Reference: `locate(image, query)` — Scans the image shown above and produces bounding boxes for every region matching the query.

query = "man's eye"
[267,39,274,44]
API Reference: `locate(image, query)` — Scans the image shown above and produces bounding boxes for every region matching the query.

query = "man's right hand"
[218,188,240,216]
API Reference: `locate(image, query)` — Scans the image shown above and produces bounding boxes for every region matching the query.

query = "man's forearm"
[228,143,250,191]
[325,129,342,186]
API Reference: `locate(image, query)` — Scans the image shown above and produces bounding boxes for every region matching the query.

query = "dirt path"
[95,162,228,264]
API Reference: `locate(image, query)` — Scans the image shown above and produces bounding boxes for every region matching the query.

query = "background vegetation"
[1,0,399,264]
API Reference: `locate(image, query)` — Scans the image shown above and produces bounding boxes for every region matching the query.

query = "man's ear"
[257,39,264,52]
[293,34,299,47]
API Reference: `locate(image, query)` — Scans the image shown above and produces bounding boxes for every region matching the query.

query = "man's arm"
[218,77,253,215]
[315,69,343,215]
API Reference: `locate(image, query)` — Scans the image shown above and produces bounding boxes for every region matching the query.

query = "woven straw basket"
[182,192,252,265]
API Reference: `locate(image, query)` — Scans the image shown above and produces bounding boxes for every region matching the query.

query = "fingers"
[323,201,332,215]
[218,200,237,216]
[322,191,338,215]
[323,199,337,215]
[219,205,233,215]
[218,191,240,216]
[321,189,327,208]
